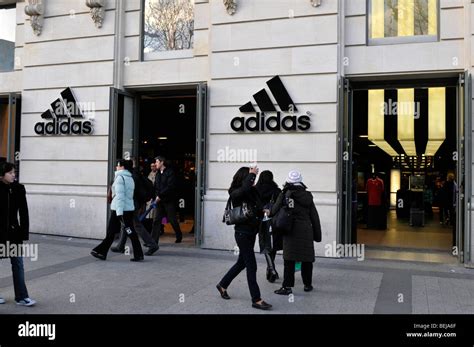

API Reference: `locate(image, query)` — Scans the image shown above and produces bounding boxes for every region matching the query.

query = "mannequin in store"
[366,172,386,230]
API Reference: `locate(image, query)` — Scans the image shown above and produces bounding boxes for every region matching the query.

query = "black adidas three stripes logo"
[35,87,93,135]
[231,75,311,132]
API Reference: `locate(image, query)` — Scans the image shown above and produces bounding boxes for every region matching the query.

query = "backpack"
[271,190,294,234]
[133,173,155,206]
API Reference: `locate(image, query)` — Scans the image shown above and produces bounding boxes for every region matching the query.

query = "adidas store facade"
[0,0,472,265]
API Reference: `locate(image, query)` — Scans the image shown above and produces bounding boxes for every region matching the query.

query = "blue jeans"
[11,257,29,301]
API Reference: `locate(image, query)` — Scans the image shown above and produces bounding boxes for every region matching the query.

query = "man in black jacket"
[151,156,183,243]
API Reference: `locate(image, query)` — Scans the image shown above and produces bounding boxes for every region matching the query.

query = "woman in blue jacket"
[91,160,144,261]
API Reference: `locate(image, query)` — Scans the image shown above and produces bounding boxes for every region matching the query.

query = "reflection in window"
[0,6,16,72]
[370,0,437,40]
[143,0,194,54]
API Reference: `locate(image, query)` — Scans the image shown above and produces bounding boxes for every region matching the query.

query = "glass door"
[108,88,139,187]
[338,77,354,245]
[456,72,472,263]
[194,83,207,246]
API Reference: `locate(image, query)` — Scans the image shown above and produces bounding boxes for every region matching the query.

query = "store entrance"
[0,94,21,172]
[138,90,197,245]
[109,85,207,246]
[340,75,471,263]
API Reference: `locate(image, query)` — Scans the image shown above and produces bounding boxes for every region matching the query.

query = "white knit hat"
[286,170,303,184]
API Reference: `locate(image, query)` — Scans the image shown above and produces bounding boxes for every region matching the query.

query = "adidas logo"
[231,75,311,132]
[34,87,93,135]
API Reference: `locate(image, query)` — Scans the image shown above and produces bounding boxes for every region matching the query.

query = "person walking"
[0,162,36,306]
[110,163,159,256]
[216,166,272,310]
[271,170,322,295]
[91,160,144,261]
[151,156,183,244]
[255,170,282,283]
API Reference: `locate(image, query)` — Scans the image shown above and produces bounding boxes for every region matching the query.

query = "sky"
[0,7,16,42]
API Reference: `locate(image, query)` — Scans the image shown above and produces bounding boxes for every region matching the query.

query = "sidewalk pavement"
[0,234,473,314]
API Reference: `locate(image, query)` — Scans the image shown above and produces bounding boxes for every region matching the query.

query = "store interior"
[351,85,458,263]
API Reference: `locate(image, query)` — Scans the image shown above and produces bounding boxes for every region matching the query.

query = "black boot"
[264,252,279,283]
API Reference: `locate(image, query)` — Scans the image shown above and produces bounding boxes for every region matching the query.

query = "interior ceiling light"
[368,89,398,157]
[425,87,446,156]
[397,88,417,156]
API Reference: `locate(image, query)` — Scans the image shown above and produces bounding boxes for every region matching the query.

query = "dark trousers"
[93,211,144,259]
[368,205,386,230]
[282,260,313,288]
[11,257,29,301]
[219,232,261,303]
[151,201,182,242]
[113,206,158,250]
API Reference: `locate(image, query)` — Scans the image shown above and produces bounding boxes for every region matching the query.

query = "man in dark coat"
[151,156,183,243]
[271,170,321,295]
[0,162,36,306]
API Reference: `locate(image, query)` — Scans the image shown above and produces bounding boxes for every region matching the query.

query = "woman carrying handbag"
[216,166,272,310]
[271,170,322,295]
[91,159,144,262]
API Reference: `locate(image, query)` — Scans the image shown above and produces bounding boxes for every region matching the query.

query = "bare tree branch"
[144,0,194,52]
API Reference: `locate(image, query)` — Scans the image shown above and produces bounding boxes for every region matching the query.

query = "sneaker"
[16,298,36,307]
[304,285,314,292]
[0,297,5,304]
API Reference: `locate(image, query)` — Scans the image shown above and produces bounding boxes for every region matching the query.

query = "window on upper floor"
[368,0,438,45]
[0,5,16,72]
[142,0,194,60]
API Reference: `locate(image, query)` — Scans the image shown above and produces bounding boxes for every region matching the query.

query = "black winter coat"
[271,184,321,262]
[154,168,177,203]
[256,182,282,252]
[229,173,262,235]
[0,181,29,246]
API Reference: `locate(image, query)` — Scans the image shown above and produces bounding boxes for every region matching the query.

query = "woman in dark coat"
[255,170,282,283]
[271,170,321,295]
[216,166,272,310]
[0,162,36,306]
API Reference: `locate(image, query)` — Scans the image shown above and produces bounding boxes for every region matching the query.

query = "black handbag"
[272,191,294,234]
[222,197,256,225]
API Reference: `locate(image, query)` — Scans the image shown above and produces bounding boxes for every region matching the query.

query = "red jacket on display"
[366,177,384,206]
